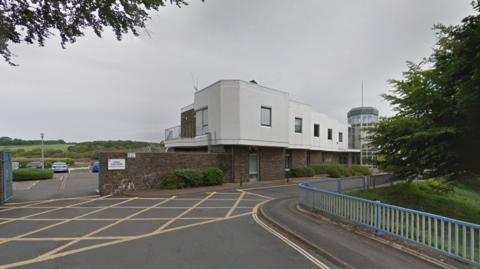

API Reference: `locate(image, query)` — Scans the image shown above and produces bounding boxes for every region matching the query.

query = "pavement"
[124,174,331,198]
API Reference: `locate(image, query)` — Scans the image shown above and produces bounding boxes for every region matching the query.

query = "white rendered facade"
[165,80,358,156]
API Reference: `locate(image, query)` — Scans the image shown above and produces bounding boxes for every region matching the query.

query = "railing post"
[312,187,317,211]
[375,200,383,235]
[307,182,310,188]
[338,179,341,194]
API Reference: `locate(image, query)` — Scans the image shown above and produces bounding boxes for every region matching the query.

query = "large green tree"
[0,0,201,66]
[368,1,480,181]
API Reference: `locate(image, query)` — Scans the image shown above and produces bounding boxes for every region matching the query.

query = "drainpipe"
[205,132,211,153]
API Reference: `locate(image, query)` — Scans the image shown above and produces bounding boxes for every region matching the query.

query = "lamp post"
[41,133,44,170]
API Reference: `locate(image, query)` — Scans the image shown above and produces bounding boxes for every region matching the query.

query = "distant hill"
[0,136,69,146]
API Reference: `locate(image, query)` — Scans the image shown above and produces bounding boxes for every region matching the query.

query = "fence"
[369,174,392,188]
[299,179,480,267]
[165,125,181,140]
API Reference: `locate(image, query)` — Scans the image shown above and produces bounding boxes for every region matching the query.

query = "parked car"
[12,162,21,170]
[51,162,69,173]
[26,162,43,168]
[92,162,99,173]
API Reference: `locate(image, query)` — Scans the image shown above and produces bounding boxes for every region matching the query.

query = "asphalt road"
[0,176,337,269]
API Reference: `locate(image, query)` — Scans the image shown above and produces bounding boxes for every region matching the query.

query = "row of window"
[262,107,343,141]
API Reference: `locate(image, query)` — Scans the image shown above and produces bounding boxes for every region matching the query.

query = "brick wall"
[324,152,334,165]
[310,151,322,164]
[0,151,3,205]
[232,146,249,183]
[259,147,285,181]
[291,149,307,167]
[100,152,231,195]
[181,109,195,138]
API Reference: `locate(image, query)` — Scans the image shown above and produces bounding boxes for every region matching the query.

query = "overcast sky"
[0,0,476,143]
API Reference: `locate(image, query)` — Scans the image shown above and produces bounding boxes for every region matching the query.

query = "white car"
[51,162,69,173]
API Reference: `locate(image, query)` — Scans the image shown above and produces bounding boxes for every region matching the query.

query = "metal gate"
[2,150,13,202]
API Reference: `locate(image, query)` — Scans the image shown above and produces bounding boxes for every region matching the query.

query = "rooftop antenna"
[190,71,198,92]
[361,80,364,107]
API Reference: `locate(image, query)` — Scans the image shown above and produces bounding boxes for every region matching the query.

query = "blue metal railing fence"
[299,179,480,267]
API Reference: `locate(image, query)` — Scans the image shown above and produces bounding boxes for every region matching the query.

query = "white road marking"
[253,214,329,269]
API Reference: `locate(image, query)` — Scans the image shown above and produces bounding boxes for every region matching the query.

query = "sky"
[0,0,476,143]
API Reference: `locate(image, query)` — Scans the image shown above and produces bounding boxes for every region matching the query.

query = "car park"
[26,162,43,168]
[51,162,69,173]
[12,162,21,170]
[92,162,99,172]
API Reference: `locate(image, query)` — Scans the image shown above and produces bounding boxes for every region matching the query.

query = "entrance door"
[3,150,13,202]
[249,147,258,182]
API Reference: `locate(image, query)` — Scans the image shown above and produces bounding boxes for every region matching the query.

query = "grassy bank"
[0,144,73,151]
[347,178,480,225]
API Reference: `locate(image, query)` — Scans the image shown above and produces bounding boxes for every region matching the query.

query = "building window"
[196,108,208,136]
[295,118,302,133]
[328,129,332,140]
[339,132,343,142]
[261,107,271,126]
[314,124,319,137]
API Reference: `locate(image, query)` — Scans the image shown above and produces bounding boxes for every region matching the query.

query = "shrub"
[348,167,361,176]
[307,164,330,174]
[190,175,204,187]
[173,169,199,180]
[291,167,315,178]
[327,164,351,178]
[178,182,185,189]
[203,168,224,186]
[351,165,372,176]
[13,169,54,181]
[161,173,177,190]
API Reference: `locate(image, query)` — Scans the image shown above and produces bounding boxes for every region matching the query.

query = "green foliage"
[13,169,54,181]
[160,173,177,190]
[348,178,480,224]
[291,167,315,178]
[367,2,480,180]
[348,167,361,176]
[218,161,231,176]
[178,182,185,189]
[173,169,204,188]
[307,164,330,174]
[203,168,224,186]
[190,175,204,188]
[327,164,351,178]
[0,137,68,146]
[351,165,371,176]
[173,169,199,180]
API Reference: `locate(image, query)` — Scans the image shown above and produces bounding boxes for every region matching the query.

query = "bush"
[327,164,351,178]
[351,165,372,176]
[13,169,54,181]
[203,168,224,186]
[291,167,315,178]
[160,173,177,190]
[307,164,330,174]
[190,175,204,187]
[348,167,362,176]
[174,169,205,188]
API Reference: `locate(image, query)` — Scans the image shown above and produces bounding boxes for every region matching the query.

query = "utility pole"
[41,133,44,170]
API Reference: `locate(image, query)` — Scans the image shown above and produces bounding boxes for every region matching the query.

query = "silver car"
[51,162,69,173]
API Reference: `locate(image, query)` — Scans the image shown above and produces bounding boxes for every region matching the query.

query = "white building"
[165,80,360,182]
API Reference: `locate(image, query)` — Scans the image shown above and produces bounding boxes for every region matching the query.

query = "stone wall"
[231,146,249,183]
[324,152,334,165]
[259,147,285,181]
[181,109,196,138]
[310,151,322,164]
[0,151,3,205]
[291,149,307,167]
[100,152,231,195]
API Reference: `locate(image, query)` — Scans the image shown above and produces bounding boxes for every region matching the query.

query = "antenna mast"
[361,80,363,107]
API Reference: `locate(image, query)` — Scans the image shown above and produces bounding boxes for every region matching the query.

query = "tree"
[1,0,202,66]
[367,1,480,181]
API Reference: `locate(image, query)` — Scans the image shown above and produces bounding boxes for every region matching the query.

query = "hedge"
[203,168,224,186]
[351,165,372,175]
[307,164,330,174]
[327,164,351,178]
[13,169,54,181]
[291,167,315,178]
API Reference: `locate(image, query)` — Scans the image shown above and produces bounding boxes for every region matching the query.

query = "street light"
[41,133,44,170]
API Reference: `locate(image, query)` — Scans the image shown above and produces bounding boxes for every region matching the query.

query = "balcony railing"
[165,125,196,140]
[165,125,181,140]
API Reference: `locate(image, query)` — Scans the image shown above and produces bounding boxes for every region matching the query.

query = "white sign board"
[325,158,332,162]
[127,153,136,158]
[108,159,126,170]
